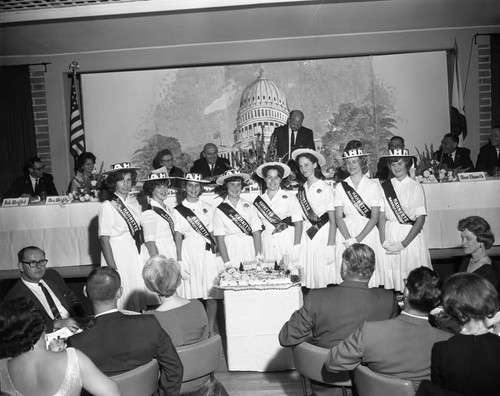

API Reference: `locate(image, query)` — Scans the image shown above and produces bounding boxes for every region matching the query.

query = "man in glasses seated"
[4,246,84,332]
[3,156,58,199]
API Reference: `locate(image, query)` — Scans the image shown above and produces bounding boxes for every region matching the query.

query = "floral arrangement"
[414,144,460,183]
[68,162,105,201]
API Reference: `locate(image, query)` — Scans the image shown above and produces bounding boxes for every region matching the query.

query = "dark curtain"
[491,34,500,128]
[0,65,36,198]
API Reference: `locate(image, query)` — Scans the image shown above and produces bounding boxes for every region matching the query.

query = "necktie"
[210,164,214,176]
[34,178,39,193]
[39,282,61,320]
[290,131,296,151]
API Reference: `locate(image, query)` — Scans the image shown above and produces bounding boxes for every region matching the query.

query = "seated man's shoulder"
[43,172,54,181]
[458,146,471,155]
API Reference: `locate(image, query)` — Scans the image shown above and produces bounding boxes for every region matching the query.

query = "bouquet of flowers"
[414,144,459,183]
[68,162,105,201]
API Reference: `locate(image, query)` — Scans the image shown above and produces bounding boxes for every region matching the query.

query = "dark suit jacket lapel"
[43,275,72,314]
[24,175,35,196]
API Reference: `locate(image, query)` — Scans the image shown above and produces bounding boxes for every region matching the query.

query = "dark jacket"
[270,124,315,162]
[4,173,58,198]
[476,142,500,175]
[68,311,183,396]
[4,268,84,332]
[433,147,474,171]
[190,156,231,180]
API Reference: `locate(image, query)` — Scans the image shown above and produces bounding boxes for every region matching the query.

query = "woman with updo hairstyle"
[291,149,336,289]
[254,162,303,267]
[99,162,148,312]
[334,140,384,288]
[69,151,97,194]
[417,273,500,396]
[143,255,209,346]
[0,297,119,396]
[213,170,263,271]
[378,149,432,291]
[457,215,498,289]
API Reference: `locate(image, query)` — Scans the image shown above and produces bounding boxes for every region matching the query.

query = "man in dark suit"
[67,267,183,396]
[190,143,231,181]
[326,267,451,392]
[269,110,315,163]
[279,244,399,395]
[4,156,58,199]
[433,133,474,170]
[4,246,85,333]
[476,127,500,176]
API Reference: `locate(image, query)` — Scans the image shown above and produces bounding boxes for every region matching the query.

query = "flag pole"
[68,61,86,170]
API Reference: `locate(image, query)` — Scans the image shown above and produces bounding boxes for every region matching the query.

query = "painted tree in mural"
[321,86,397,175]
[132,134,192,179]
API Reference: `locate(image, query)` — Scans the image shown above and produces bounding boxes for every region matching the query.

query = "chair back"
[110,359,159,396]
[176,334,222,393]
[291,342,351,395]
[354,365,415,396]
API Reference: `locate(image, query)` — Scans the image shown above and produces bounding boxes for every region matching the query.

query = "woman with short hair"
[292,149,336,288]
[418,273,500,396]
[254,162,303,266]
[213,170,262,269]
[334,140,384,288]
[457,215,497,289]
[99,162,147,311]
[0,297,119,396]
[69,151,97,194]
[379,149,432,291]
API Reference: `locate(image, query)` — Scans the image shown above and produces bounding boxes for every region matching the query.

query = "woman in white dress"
[291,149,336,289]
[140,171,177,259]
[254,162,303,267]
[379,149,431,291]
[173,173,222,335]
[334,141,384,288]
[213,169,263,269]
[99,162,147,312]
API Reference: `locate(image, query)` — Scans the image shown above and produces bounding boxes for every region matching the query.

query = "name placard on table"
[457,172,486,182]
[2,197,29,207]
[45,196,71,205]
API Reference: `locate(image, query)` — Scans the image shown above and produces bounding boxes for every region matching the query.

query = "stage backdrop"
[81,51,449,178]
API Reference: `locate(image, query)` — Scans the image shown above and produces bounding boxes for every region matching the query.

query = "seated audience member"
[69,151,97,194]
[143,256,229,396]
[279,244,399,348]
[4,156,58,199]
[326,267,451,391]
[153,148,184,188]
[143,255,209,346]
[476,127,500,176]
[67,267,183,396]
[433,133,474,170]
[0,298,119,396]
[4,246,85,333]
[190,143,231,181]
[417,273,500,396]
[375,135,405,180]
[457,216,498,289]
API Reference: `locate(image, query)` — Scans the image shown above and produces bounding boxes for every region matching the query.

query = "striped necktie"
[39,282,61,320]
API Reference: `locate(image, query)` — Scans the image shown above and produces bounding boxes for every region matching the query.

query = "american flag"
[69,74,85,157]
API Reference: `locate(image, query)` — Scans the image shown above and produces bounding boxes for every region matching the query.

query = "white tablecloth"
[223,284,302,371]
[422,179,500,249]
[0,202,101,270]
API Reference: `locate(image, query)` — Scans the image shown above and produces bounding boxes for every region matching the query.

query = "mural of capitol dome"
[233,69,289,151]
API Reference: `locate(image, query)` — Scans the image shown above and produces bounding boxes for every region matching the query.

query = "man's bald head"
[203,143,219,165]
[289,110,304,132]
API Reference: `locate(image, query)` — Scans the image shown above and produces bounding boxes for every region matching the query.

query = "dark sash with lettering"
[253,195,292,234]
[110,194,143,253]
[148,204,176,235]
[217,202,253,236]
[175,203,217,253]
[341,182,372,218]
[297,186,329,240]
[381,180,415,225]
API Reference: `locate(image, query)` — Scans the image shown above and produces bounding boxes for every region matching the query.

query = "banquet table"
[222,284,302,371]
[1,178,499,273]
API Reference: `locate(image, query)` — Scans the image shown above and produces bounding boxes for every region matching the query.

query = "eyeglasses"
[32,166,46,171]
[20,259,48,268]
